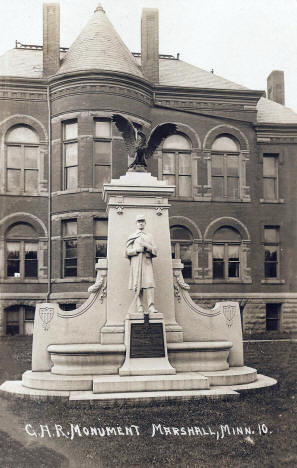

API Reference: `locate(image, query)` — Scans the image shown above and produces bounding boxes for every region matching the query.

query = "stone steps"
[70,388,238,402]
[22,370,93,391]
[21,366,257,392]
[202,366,257,386]
[93,372,209,393]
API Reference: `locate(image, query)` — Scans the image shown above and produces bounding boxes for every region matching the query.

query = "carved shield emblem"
[222,305,236,327]
[39,307,55,331]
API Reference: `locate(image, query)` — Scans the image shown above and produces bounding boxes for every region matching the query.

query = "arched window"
[170,225,193,278]
[162,134,192,197]
[212,226,241,279]
[5,125,39,193]
[211,134,240,199]
[6,222,38,278]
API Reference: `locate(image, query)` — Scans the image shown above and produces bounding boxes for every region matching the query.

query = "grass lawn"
[0,336,296,468]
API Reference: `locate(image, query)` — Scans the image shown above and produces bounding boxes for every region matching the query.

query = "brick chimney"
[43,3,60,76]
[267,70,285,105]
[141,8,159,84]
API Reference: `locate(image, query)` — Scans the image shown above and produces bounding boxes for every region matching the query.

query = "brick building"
[1,4,297,336]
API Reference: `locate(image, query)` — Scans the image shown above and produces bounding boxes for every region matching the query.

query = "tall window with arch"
[211,134,240,200]
[6,222,38,279]
[170,225,194,279]
[5,125,39,193]
[162,134,192,197]
[212,226,241,280]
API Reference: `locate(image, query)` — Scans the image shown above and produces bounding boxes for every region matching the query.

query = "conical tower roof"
[58,4,143,78]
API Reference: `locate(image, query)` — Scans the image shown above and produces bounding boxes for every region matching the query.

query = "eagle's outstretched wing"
[146,123,177,159]
[112,114,137,157]
[136,131,147,148]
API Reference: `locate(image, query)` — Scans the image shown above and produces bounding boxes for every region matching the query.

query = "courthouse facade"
[1,4,297,336]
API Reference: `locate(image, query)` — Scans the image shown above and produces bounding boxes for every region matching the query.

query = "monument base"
[0,371,277,403]
[119,312,175,376]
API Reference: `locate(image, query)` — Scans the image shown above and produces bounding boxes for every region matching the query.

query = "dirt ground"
[0,336,296,468]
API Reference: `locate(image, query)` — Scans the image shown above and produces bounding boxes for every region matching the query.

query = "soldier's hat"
[136,214,146,222]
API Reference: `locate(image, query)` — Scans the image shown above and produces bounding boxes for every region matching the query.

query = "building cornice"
[254,123,297,143]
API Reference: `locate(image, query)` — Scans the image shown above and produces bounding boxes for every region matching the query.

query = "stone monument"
[0,120,277,402]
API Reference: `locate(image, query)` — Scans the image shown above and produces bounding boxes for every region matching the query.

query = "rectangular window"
[162,152,192,197]
[95,120,111,138]
[94,120,112,190]
[6,241,38,278]
[24,243,38,277]
[264,227,279,278]
[7,145,39,192]
[213,244,240,279]
[63,220,77,277]
[263,154,278,200]
[212,154,239,199]
[228,245,240,278]
[7,242,20,277]
[94,219,108,264]
[24,308,35,321]
[266,303,281,331]
[63,121,78,190]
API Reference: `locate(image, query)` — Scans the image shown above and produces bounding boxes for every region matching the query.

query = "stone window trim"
[155,123,201,201]
[203,124,249,151]
[169,216,202,280]
[0,213,48,281]
[203,217,251,284]
[202,124,250,202]
[52,277,94,284]
[257,145,284,165]
[52,111,149,127]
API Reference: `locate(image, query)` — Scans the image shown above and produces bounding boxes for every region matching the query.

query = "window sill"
[1,192,48,197]
[1,279,47,283]
[52,188,101,196]
[260,199,284,204]
[180,278,252,284]
[52,277,94,283]
[212,278,251,284]
[261,279,285,284]
[169,197,195,202]
[211,198,250,203]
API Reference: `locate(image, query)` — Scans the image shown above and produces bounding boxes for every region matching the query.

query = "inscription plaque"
[130,322,165,358]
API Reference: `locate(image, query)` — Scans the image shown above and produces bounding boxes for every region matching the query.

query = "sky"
[0,0,296,111]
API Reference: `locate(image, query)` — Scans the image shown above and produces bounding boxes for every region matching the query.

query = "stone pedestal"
[119,312,175,376]
[101,172,183,345]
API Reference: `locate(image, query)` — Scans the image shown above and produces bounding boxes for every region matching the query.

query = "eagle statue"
[112,114,177,171]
